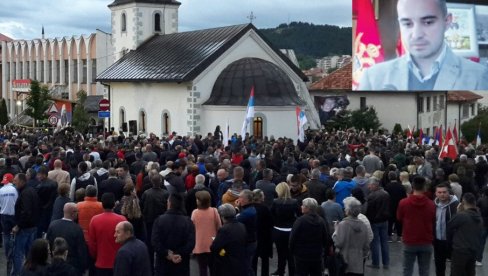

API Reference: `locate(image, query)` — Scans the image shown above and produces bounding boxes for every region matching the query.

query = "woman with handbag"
[333,197,370,276]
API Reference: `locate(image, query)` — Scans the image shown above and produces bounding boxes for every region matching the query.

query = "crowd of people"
[0,126,487,276]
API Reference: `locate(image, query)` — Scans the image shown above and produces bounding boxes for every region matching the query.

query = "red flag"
[418,128,423,145]
[352,0,384,90]
[453,122,459,144]
[439,127,458,160]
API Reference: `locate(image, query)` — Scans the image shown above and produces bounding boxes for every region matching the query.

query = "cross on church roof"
[247,11,256,23]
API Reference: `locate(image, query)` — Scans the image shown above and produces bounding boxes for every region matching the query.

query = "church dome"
[204,58,305,106]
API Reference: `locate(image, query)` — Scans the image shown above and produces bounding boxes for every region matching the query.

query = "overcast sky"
[0,0,351,40]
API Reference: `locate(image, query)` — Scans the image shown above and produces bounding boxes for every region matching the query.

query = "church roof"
[447,91,483,103]
[108,0,181,7]
[96,24,306,83]
[309,62,352,91]
[204,58,305,106]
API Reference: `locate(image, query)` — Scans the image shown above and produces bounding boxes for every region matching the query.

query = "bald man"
[113,221,151,276]
[46,203,89,275]
[48,159,71,186]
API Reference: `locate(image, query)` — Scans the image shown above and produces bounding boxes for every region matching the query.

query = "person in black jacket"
[141,174,169,270]
[270,183,300,276]
[304,169,328,205]
[46,202,89,276]
[447,193,484,276]
[99,168,125,201]
[252,189,273,276]
[477,186,488,265]
[210,203,247,276]
[35,165,58,238]
[289,197,331,276]
[152,192,195,276]
[44,237,78,275]
[12,173,40,276]
[366,176,391,269]
[114,221,152,276]
[165,162,186,195]
[384,171,407,241]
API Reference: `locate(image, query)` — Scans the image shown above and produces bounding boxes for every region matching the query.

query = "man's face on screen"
[397,0,451,63]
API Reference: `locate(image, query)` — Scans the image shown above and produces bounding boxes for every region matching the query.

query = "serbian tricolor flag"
[439,127,458,160]
[241,86,255,139]
[406,125,413,140]
[352,0,384,90]
[296,107,308,143]
[435,125,443,146]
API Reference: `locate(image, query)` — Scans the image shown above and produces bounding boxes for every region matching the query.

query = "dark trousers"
[450,250,476,276]
[145,221,155,272]
[195,252,212,276]
[388,217,402,237]
[94,268,113,276]
[433,239,449,276]
[252,254,269,276]
[294,257,322,276]
[273,229,294,276]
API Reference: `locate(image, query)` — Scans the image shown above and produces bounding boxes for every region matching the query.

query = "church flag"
[439,127,458,160]
[352,0,384,90]
[418,128,423,145]
[296,107,308,143]
[223,119,229,147]
[241,86,255,139]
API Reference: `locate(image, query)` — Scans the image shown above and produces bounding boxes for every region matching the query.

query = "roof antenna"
[247,11,256,24]
[42,25,45,39]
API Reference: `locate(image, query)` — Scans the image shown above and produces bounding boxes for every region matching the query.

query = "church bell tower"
[108,0,181,61]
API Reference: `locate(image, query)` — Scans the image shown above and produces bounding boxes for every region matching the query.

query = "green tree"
[392,123,403,135]
[0,98,9,126]
[324,109,352,131]
[461,106,488,143]
[25,80,51,126]
[71,90,90,133]
[350,107,381,132]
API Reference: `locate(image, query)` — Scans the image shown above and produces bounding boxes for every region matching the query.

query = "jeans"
[433,239,449,276]
[477,227,488,262]
[388,217,402,237]
[13,227,37,276]
[403,244,432,276]
[450,250,475,276]
[370,221,389,266]
[245,241,257,276]
[1,214,15,257]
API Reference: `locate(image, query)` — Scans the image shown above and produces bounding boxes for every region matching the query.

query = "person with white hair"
[289,198,331,276]
[333,196,370,275]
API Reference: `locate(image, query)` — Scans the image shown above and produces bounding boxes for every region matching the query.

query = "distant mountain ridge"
[259,22,352,69]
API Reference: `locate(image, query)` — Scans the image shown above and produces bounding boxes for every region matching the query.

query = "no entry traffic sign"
[99,99,110,111]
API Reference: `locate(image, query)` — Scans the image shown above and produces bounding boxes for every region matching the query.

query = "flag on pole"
[352,0,384,90]
[296,107,308,143]
[418,128,423,145]
[407,125,413,140]
[453,120,459,144]
[477,123,482,147]
[435,125,443,146]
[439,127,458,160]
[241,86,255,139]
[223,120,229,147]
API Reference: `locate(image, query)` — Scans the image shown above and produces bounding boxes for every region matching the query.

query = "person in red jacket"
[88,193,126,276]
[397,176,436,276]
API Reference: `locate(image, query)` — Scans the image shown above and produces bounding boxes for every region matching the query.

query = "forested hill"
[259,22,352,69]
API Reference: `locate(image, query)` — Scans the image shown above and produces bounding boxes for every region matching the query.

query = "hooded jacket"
[289,212,331,261]
[333,178,356,208]
[447,208,484,255]
[333,217,370,274]
[434,195,458,240]
[397,194,436,245]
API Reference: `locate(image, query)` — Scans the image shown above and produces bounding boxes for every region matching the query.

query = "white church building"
[97,0,319,138]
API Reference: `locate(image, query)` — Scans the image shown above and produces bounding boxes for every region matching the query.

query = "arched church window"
[253,117,263,139]
[154,13,161,32]
[119,108,125,130]
[121,13,127,32]
[139,110,146,133]
[162,111,170,135]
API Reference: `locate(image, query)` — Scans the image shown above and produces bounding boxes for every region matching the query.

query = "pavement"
[1,236,488,276]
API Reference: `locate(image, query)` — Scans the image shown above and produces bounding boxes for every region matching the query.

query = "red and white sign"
[48,115,59,126]
[99,99,110,111]
[12,79,31,93]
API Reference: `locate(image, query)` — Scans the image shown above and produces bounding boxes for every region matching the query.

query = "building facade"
[0,30,113,118]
